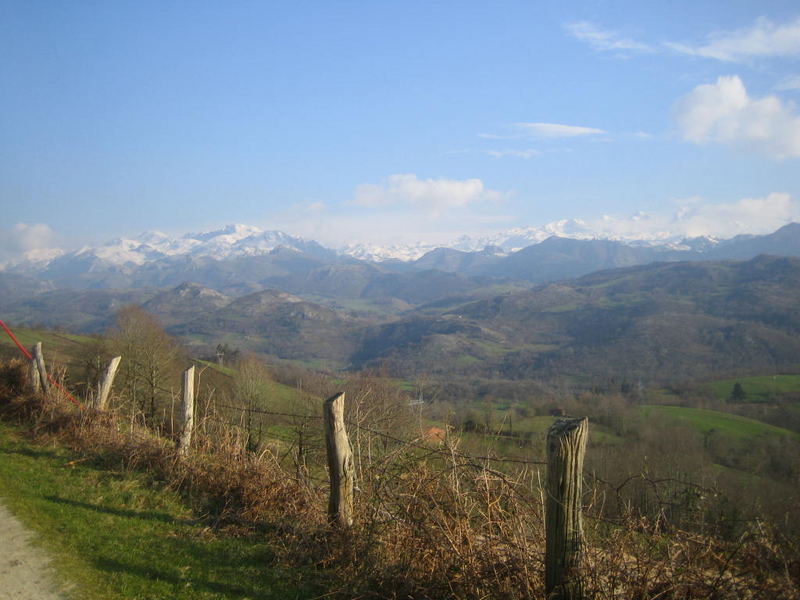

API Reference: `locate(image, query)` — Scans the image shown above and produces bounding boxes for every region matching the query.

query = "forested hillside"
[3,255,799,386]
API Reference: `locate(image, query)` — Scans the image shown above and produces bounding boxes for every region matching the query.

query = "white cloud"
[668,16,800,62]
[352,174,501,214]
[10,223,56,250]
[268,192,797,249]
[268,177,512,247]
[584,193,797,241]
[513,122,606,138]
[565,21,652,52]
[270,203,512,248]
[674,75,800,159]
[671,193,797,238]
[0,223,62,266]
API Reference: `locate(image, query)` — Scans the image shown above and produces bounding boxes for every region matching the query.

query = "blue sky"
[1,1,799,255]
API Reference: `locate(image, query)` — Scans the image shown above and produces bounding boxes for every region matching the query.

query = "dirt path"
[0,502,69,600]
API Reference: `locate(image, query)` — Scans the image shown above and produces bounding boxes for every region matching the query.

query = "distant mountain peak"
[188,223,263,242]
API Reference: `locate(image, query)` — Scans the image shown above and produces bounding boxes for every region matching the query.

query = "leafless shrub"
[1,360,797,599]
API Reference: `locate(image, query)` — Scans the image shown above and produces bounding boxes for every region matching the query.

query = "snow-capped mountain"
[5,219,795,277]
[451,219,598,253]
[448,218,725,254]
[1,221,798,300]
[4,225,331,274]
[336,218,724,262]
[338,241,441,262]
[129,224,327,261]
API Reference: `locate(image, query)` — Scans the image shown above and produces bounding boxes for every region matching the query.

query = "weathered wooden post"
[32,342,49,394]
[545,417,589,600]
[323,392,354,528]
[178,366,195,456]
[94,356,122,410]
[27,357,41,393]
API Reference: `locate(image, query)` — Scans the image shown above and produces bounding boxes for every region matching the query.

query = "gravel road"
[0,501,69,600]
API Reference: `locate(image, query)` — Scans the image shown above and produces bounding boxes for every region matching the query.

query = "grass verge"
[0,422,317,600]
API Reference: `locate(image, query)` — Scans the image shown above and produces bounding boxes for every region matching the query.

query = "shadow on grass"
[43,497,315,599]
[0,445,63,461]
[93,556,294,600]
[0,444,126,474]
[43,495,197,526]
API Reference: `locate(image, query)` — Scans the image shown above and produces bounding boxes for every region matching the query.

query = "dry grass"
[1,358,798,599]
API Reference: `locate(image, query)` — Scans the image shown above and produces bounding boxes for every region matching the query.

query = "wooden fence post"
[545,417,589,600]
[32,342,49,394]
[94,356,122,410]
[28,358,41,393]
[178,366,196,456]
[323,392,354,528]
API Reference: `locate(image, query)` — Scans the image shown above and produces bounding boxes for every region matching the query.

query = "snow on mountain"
[0,247,65,270]
[450,219,594,253]
[337,218,723,262]
[339,241,440,262]
[195,229,315,259]
[1,219,731,273]
[73,237,169,266]
[2,225,326,274]
[336,220,599,262]
[124,225,309,260]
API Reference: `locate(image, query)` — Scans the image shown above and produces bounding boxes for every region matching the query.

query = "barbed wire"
[207,401,548,467]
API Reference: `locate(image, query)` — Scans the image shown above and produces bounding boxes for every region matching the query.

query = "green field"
[704,374,800,402]
[640,405,800,440]
[194,358,309,408]
[0,327,95,367]
[0,423,317,600]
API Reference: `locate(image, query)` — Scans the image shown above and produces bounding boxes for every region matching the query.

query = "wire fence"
[2,327,745,541]
[0,318,83,407]
[209,401,548,467]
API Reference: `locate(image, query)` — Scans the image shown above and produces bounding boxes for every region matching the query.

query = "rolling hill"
[353,255,800,384]
[3,252,800,386]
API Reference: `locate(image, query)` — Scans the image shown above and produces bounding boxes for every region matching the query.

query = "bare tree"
[108,305,184,424]
[234,353,272,452]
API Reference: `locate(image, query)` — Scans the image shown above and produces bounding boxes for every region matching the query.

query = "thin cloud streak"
[486,149,541,159]
[565,21,652,52]
[667,16,800,62]
[776,75,800,91]
[513,122,606,138]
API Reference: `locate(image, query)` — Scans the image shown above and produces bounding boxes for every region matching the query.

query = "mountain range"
[7,220,799,275]
[4,255,798,387]
[2,222,799,387]
[2,222,799,296]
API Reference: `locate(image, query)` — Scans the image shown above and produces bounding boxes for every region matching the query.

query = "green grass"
[711,463,767,486]
[454,353,481,366]
[0,423,318,600]
[452,410,625,463]
[193,358,314,412]
[704,374,800,402]
[193,359,239,378]
[0,327,95,368]
[0,328,94,351]
[640,405,800,441]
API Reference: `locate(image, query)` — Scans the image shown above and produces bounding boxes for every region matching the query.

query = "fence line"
[0,319,83,407]
[210,401,548,467]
